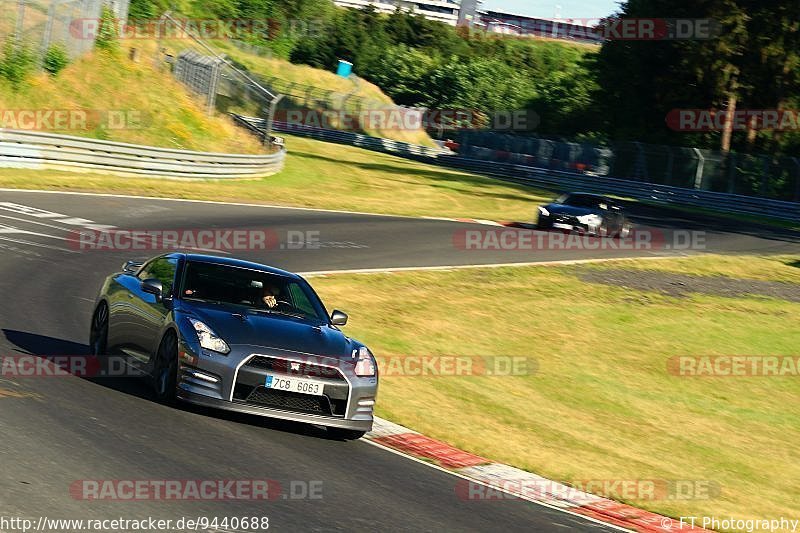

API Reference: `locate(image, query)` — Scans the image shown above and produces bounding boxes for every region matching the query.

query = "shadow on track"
[1,329,333,441]
[620,200,800,244]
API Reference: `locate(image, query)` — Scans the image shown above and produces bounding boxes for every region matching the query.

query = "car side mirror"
[122,260,143,273]
[330,310,348,326]
[141,279,163,302]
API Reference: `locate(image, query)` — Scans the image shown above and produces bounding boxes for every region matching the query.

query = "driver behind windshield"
[261,283,280,309]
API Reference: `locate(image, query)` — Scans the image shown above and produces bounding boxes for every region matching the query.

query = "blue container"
[336,60,353,78]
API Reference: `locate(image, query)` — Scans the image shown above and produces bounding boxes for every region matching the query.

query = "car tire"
[598,219,610,237]
[327,428,366,441]
[620,221,633,239]
[153,331,178,405]
[89,302,109,358]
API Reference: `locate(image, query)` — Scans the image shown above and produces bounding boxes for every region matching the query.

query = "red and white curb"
[366,417,711,532]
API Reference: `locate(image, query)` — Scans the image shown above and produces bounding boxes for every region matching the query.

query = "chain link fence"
[147,12,283,145]
[455,131,800,202]
[1,0,129,64]
[227,40,391,119]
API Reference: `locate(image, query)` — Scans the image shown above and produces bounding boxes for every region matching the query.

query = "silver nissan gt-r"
[90,253,378,440]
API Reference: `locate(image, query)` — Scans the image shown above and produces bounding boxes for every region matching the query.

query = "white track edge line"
[298,254,692,276]
[0,188,502,226]
[360,438,632,532]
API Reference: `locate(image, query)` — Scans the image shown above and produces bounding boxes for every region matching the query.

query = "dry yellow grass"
[312,255,800,526]
[0,49,264,153]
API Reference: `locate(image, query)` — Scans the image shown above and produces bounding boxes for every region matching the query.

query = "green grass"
[0,133,552,221]
[310,254,800,524]
[0,50,263,154]
[142,38,435,147]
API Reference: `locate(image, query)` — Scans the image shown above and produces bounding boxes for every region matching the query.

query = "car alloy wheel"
[154,332,178,404]
[89,303,109,357]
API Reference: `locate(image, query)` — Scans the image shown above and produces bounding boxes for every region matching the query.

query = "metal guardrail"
[0,129,286,179]
[234,115,448,159]
[234,114,800,223]
[436,157,800,223]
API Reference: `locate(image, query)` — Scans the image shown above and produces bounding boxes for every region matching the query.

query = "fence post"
[15,0,26,50]
[40,2,56,65]
[206,58,221,115]
[727,152,737,193]
[632,142,649,181]
[793,158,800,202]
[692,148,705,189]
[263,95,284,145]
[760,156,770,195]
[664,147,673,184]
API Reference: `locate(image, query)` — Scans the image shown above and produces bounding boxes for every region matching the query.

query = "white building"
[332,0,462,26]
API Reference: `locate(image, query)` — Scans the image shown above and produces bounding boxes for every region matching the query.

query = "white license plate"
[264,374,325,396]
[553,222,573,230]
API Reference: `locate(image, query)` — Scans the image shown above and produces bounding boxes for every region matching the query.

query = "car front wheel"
[89,303,109,357]
[153,332,178,404]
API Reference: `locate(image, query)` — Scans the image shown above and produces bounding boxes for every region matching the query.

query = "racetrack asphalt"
[0,189,798,532]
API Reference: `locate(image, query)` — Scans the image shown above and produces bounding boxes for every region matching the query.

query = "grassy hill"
[0,49,265,154]
[139,38,436,147]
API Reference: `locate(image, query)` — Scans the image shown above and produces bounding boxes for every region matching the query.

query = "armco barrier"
[235,114,799,223]
[233,115,448,159]
[0,129,286,179]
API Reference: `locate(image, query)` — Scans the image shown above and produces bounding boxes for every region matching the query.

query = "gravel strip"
[575,268,800,303]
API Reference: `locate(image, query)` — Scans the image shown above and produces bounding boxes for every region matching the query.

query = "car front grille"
[244,387,332,415]
[555,214,578,224]
[243,355,347,382]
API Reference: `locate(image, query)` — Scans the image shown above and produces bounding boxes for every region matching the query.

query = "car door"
[105,271,144,356]
[127,255,179,367]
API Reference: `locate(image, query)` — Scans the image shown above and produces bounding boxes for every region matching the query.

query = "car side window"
[288,283,317,318]
[138,257,178,297]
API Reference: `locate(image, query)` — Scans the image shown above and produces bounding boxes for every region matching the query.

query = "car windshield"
[557,194,607,209]
[180,261,327,323]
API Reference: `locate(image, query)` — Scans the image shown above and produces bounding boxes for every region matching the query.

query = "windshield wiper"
[249,308,308,320]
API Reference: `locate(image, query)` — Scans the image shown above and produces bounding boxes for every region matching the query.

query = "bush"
[95,6,119,52]
[0,41,36,87]
[42,44,69,75]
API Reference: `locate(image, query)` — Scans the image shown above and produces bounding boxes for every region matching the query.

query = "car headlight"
[188,318,230,355]
[354,346,377,377]
[577,214,602,225]
[538,206,550,217]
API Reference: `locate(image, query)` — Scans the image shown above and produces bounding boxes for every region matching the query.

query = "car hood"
[543,204,600,217]
[177,301,357,359]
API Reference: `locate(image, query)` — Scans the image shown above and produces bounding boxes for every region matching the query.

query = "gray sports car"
[89,253,378,440]
[536,192,632,237]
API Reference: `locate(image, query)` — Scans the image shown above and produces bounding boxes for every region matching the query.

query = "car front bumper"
[174,341,378,432]
[538,215,598,235]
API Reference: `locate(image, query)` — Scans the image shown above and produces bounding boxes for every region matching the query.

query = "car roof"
[180,253,302,280]
[562,192,614,202]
